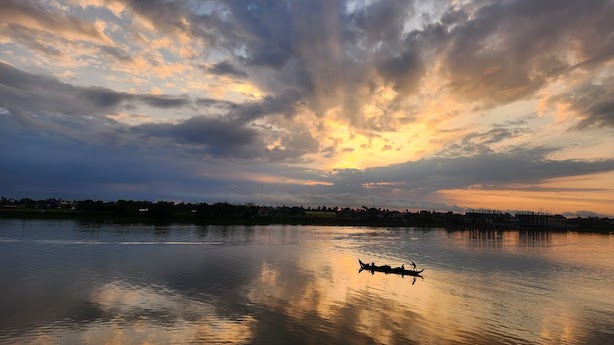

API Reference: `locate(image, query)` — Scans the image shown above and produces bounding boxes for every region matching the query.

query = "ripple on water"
[1,222,613,344]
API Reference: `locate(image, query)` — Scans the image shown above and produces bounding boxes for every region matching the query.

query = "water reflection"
[0,220,613,344]
[9,280,256,344]
[518,231,551,248]
[466,229,503,249]
[244,258,428,344]
[445,229,560,255]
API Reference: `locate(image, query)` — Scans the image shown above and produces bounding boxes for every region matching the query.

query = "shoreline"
[2,208,612,233]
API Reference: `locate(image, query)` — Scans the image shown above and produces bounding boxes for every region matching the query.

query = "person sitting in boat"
[371,262,375,268]
[401,264,404,270]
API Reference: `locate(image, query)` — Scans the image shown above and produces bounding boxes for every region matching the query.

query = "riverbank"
[2,208,612,233]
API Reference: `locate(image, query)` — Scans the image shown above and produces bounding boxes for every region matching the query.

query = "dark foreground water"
[0,219,612,344]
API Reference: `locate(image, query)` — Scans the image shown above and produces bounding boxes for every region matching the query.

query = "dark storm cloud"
[376,49,424,94]
[232,90,302,121]
[76,1,409,132]
[439,127,528,157]
[577,99,614,129]
[98,46,134,62]
[188,0,613,122]
[267,128,320,162]
[133,116,261,158]
[346,0,413,46]
[0,61,59,91]
[178,0,424,129]
[205,61,248,78]
[195,98,237,109]
[0,113,319,202]
[330,148,614,195]
[62,0,613,131]
[80,87,190,111]
[0,62,190,122]
[347,1,425,94]
[0,117,212,200]
[133,113,319,161]
[224,0,295,68]
[438,0,614,105]
[0,63,317,162]
[139,95,191,108]
[559,78,614,129]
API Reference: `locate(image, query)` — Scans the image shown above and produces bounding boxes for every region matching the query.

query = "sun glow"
[440,172,614,215]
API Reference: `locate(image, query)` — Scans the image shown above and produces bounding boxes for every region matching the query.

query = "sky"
[1,0,613,216]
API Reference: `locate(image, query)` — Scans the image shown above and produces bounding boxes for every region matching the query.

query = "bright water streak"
[0,219,613,344]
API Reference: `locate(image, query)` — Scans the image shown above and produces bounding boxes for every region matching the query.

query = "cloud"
[174,1,423,133]
[376,49,424,94]
[98,45,134,62]
[195,98,237,109]
[0,111,320,202]
[0,0,111,44]
[438,0,614,106]
[232,91,302,121]
[2,104,613,213]
[133,116,262,158]
[346,0,414,47]
[562,77,614,129]
[0,63,319,162]
[438,126,529,157]
[267,126,320,162]
[138,94,191,108]
[222,1,295,68]
[205,61,248,78]
[0,119,184,192]
[7,0,612,133]
[120,0,192,37]
[330,148,614,196]
[0,62,190,123]
[2,0,614,215]
[133,113,320,162]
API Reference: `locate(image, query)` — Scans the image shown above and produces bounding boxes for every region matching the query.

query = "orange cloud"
[439,172,614,215]
[0,1,113,45]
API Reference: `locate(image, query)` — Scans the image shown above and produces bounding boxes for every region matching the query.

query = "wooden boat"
[358,259,424,276]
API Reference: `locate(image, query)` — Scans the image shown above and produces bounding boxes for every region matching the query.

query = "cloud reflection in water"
[1,222,612,344]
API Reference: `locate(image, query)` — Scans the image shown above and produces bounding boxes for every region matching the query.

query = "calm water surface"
[0,219,612,344]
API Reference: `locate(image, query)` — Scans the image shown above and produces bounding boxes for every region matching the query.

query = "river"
[0,219,612,344]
